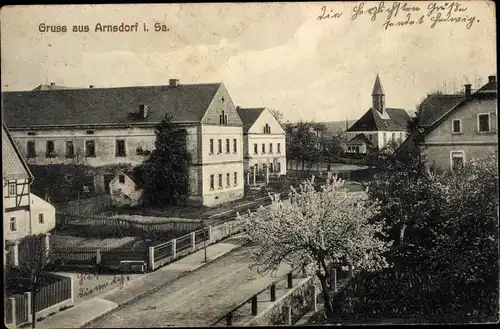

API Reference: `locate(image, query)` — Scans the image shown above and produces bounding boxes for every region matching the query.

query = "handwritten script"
[317,2,479,30]
[77,273,131,298]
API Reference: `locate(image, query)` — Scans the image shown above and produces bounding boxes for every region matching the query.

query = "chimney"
[139,104,148,118]
[464,84,472,99]
[89,85,94,88]
[169,79,179,87]
[488,75,496,84]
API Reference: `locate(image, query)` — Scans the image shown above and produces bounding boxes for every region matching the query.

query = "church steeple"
[372,74,385,113]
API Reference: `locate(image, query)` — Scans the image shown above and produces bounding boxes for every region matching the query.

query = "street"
[84,242,293,327]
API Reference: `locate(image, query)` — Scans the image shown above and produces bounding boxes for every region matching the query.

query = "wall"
[109,173,143,207]
[201,162,244,207]
[30,193,56,235]
[4,209,30,242]
[54,194,112,215]
[423,97,497,170]
[3,178,30,210]
[10,127,156,167]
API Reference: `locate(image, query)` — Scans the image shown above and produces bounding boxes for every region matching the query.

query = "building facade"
[345,74,413,154]
[419,76,497,171]
[2,80,245,207]
[236,107,286,185]
[109,171,144,207]
[3,124,56,243]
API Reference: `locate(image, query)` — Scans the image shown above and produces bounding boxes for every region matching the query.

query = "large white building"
[236,107,286,185]
[2,79,245,207]
[346,74,413,154]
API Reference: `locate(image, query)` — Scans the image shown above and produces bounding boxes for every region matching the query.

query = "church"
[345,74,414,154]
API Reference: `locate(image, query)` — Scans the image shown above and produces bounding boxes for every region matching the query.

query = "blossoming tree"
[243,176,391,316]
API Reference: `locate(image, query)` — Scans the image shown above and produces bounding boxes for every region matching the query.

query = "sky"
[1,2,496,122]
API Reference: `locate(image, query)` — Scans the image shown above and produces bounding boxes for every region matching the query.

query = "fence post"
[69,276,75,304]
[331,268,338,292]
[226,312,233,326]
[312,285,318,312]
[191,231,196,252]
[25,291,32,323]
[208,226,212,243]
[148,247,155,272]
[96,249,101,266]
[270,283,276,301]
[287,272,293,288]
[172,239,177,259]
[10,297,16,326]
[284,305,292,325]
[251,295,258,316]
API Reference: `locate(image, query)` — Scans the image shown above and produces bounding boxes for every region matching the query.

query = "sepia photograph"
[1,2,498,327]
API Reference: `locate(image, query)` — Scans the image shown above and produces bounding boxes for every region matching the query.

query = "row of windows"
[452,113,493,134]
[382,132,404,144]
[26,139,129,158]
[210,138,238,155]
[8,214,45,233]
[253,143,281,155]
[251,161,282,173]
[209,172,238,190]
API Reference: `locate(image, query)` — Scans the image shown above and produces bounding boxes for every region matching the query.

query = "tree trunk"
[316,271,334,317]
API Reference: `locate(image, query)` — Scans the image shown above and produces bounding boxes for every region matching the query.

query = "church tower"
[372,74,385,113]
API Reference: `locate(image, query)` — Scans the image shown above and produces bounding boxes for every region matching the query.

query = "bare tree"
[269,108,285,127]
[6,234,53,328]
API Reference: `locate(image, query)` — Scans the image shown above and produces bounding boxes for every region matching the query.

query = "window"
[451,151,465,171]
[254,143,258,154]
[9,217,17,232]
[210,139,214,154]
[234,172,237,186]
[210,175,215,190]
[277,162,281,173]
[27,141,36,158]
[226,139,230,154]
[269,143,273,154]
[8,183,16,196]
[478,114,490,132]
[218,139,222,154]
[116,140,126,157]
[262,143,266,154]
[65,174,74,182]
[264,123,271,134]
[369,135,373,141]
[269,163,274,172]
[226,173,230,187]
[85,140,96,157]
[452,119,462,134]
[219,110,228,125]
[38,213,44,224]
[277,143,281,153]
[46,140,55,157]
[383,133,387,145]
[119,174,125,184]
[65,141,75,158]
[233,139,237,154]
[400,132,404,141]
[218,174,223,188]
[391,133,396,141]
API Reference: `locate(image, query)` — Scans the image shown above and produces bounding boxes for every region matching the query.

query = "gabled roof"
[417,94,464,127]
[476,77,497,93]
[2,83,224,128]
[346,133,375,146]
[120,171,145,188]
[347,107,412,132]
[372,74,385,95]
[236,107,266,133]
[2,123,33,180]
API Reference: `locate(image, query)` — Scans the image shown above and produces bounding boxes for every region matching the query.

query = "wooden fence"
[54,212,204,239]
[5,274,73,327]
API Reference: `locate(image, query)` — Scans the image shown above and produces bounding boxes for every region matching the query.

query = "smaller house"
[109,171,144,207]
[345,134,375,154]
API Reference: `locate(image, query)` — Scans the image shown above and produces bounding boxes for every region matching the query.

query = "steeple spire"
[372,74,385,113]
